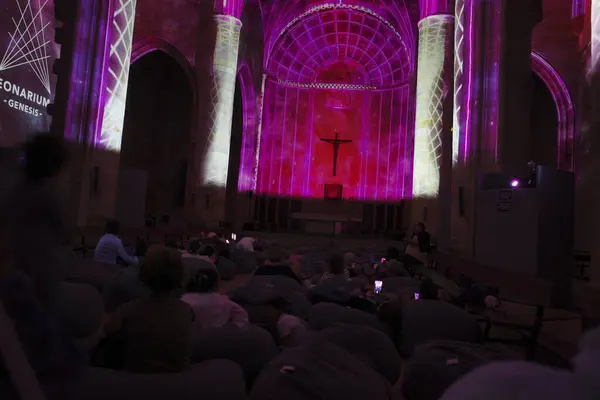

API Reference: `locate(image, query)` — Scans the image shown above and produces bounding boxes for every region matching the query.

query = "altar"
[289,212,362,236]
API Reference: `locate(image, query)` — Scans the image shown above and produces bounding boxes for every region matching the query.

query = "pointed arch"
[531,52,576,171]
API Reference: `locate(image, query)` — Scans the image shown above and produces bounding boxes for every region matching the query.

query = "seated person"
[404,222,431,265]
[181,238,202,258]
[198,244,218,264]
[375,247,411,279]
[254,246,302,285]
[94,220,138,266]
[103,246,193,373]
[181,268,249,331]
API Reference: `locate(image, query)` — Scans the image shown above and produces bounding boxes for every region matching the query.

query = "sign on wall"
[0,0,58,147]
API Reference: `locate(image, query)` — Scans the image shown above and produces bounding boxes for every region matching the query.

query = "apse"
[257,4,414,201]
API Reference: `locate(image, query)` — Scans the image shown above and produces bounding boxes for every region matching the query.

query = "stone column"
[497,0,542,176]
[412,3,454,245]
[62,0,137,227]
[199,3,243,228]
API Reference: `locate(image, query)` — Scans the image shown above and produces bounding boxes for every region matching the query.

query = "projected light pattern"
[412,15,453,198]
[203,14,242,187]
[452,0,465,166]
[592,0,600,74]
[98,0,137,151]
[257,79,413,200]
[531,52,576,171]
[257,4,415,200]
[0,0,52,94]
[252,73,267,192]
[419,0,453,19]
[266,4,412,87]
[237,64,258,192]
[573,0,587,17]
[214,0,243,19]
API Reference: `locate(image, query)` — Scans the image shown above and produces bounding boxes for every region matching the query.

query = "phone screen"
[231,233,237,241]
[414,292,420,300]
[374,280,383,294]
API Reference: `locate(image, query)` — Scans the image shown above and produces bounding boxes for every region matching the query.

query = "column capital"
[419,0,454,20]
[214,0,244,19]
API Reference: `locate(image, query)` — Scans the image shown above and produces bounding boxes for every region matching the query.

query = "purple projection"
[257,4,414,201]
[214,0,243,19]
[237,63,258,191]
[98,0,137,151]
[531,52,575,171]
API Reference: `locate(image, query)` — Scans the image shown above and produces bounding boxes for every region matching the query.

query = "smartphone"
[414,292,420,300]
[231,233,237,241]
[374,280,383,294]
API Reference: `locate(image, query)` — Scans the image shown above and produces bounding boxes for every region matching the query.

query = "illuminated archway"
[531,52,576,171]
[258,4,414,200]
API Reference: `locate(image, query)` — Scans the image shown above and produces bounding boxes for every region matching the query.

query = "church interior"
[2,0,600,398]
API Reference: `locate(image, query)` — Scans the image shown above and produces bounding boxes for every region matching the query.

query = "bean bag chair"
[53,282,104,345]
[216,256,237,281]
[308,302,387,333]
[402,340,517,400]
[191,325,278,385]
[400,300,483,356]
[250,339,392,400]
[101,266,149,312]
[382,277,421,303]
[81,360,245,400]
[317,325,401,385]
[233,249,259,273]
[62,259,121,292]
[230,275,311,319]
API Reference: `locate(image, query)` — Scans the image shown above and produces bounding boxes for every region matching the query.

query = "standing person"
[4,133,70,305]
[94,220,139,266]
[405,222,431,266]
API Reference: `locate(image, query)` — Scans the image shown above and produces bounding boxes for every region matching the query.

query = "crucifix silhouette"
[320,131,352,176]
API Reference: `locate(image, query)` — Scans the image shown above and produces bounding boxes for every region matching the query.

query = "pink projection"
[256,4,414,201]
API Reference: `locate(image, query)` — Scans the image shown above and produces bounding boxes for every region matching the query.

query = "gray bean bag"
[62,259,121,292]
[308,302,387,333]
[251,339,392,400]
[233,249,259,273]
[102,266,149,312]
[53,282,104,340]
[401,300,483,356]
[230,275,311,319]
[81,360,246,400]
[402,340,517,400]
[191,325,278,384]
[216,256,237,281]
[317,325,401,385]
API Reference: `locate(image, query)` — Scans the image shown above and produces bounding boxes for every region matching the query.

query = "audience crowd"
[1,134,599,400]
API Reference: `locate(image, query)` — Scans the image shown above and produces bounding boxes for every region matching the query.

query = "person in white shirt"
[93,220,138,265]
[236,236,255,252]
[181,268,249,331]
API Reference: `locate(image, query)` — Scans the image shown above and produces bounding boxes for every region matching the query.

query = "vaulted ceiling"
[259,0,418,87]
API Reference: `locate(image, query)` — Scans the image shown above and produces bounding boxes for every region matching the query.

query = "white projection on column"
[452,0,465,165]
[203,14,242,187]
[412,15,453,197]
[98,0,137,151]
[592,0,600,74]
